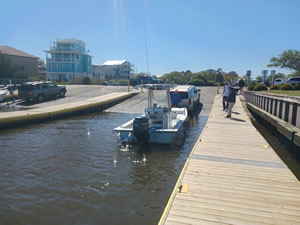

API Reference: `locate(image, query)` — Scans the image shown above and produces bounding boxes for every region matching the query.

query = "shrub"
[294,83,300,90]
[82,77,91,84]
[206,80,215,86]
[270,85,280,90]
[58,81,71,85]
[253,84,268,91]
[280,84,295,90]
[247,83,255,91]
[188,79,204,86]
[116,80,129,84]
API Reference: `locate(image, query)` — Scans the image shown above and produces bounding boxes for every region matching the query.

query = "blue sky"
[1,0,299,77]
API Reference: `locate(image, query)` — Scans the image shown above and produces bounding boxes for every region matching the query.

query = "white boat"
[0,89,8,102]
[113,87,188,144]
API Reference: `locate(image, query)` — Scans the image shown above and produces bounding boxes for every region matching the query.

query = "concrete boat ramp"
[159,95,300,225]
[0,92,133,128]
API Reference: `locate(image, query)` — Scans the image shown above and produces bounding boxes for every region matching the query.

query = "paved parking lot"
[0,85,134,112]
[0,85,217,115]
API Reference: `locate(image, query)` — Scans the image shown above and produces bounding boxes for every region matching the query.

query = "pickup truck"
[18,82,67,102]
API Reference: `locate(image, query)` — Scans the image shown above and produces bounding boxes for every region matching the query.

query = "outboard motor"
[133,116,149,143]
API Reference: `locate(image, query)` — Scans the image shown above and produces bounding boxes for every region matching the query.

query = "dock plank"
[160,95,300,225]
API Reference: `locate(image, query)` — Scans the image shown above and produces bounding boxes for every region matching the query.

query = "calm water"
[0,112,207,225]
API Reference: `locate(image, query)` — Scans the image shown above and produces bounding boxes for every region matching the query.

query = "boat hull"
[149,125,185,144]
[114,117,186,144]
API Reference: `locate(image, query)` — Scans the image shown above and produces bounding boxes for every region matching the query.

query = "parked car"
[286,76,300,85]
[100,81,108,86]
[18,81,67,102]
[130,76,163,86]
[274,78,286,85]
[170,85,200,111]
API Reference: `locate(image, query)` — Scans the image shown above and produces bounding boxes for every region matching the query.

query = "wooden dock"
[159,95,300,225]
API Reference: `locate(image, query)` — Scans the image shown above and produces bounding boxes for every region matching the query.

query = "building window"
[20,65,24,71]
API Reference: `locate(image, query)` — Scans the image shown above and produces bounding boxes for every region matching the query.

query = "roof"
[0,45,39,58]
[171,85,195,92]
[102,60,127,66]
[56,38,85,46]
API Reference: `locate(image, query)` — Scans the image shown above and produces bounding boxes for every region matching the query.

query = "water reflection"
[0,112,207,225]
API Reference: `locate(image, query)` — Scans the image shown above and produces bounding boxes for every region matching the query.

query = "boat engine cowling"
[133,116,149,143]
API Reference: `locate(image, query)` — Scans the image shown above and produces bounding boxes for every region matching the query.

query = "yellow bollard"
[141,80,144,93]
[217,82,220,94]
[128,80,130,92]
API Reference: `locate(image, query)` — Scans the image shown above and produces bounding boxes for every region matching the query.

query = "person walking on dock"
[171,89,181,107]
[238,78,245,94]
[222,81,230,111]
[225,87,237,118]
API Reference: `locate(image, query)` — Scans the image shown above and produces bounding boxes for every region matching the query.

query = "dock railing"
[244,91,300,128]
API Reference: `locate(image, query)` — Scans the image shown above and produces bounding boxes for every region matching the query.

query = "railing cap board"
[244,91,300,104]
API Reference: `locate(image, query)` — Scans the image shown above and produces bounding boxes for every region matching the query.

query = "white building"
[99,60,133,80]
[92,64,103,80]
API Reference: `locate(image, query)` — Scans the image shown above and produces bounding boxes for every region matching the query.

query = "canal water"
[0,112,208,225]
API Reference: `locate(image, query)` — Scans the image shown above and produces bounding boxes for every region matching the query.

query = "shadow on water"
[188,103,203,118]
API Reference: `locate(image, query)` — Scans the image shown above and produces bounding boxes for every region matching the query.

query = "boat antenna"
[144,1,150,84]
[166,86,171,110]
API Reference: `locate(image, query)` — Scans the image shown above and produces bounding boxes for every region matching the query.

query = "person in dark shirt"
[225,87,237,118]
[222,81,230,111]
[171,89,181,107]
[238,79,245,94]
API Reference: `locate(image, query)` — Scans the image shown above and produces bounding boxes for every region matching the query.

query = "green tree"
[223,71,238,82]
[193,72,208,85]
[273,73,286,79]
[188,79,204,86]
[0,52,18,79]
[242,75,248,85]
[161,71,185,84]
[216,68,224,83]
[183,70,193,83]
[256,75,263,83]
[268,49,300,72]
[287,71,300,78]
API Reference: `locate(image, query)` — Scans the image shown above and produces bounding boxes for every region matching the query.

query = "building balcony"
[48,47,83,54]
[46,58,80,63]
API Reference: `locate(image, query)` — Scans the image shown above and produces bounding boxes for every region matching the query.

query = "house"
[0,45,39,79]
[44,38,92,82]
[38,59,47,80]
[99,60,133,80]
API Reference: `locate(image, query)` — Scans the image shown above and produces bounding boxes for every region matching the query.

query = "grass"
[263,90,300,96]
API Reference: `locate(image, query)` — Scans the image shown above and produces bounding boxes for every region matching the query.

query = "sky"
[1,0,299,78]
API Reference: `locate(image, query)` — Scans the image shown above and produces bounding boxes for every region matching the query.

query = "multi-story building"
[99,60,133,80]
[92,64,102,79]
[0,45,39,79]
[45,38,92,82]
[38,59,47,80]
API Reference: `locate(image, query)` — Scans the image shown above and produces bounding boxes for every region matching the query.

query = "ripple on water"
[0,112,208,225]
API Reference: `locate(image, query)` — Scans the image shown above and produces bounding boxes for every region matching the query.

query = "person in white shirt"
[222,81,230,111]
